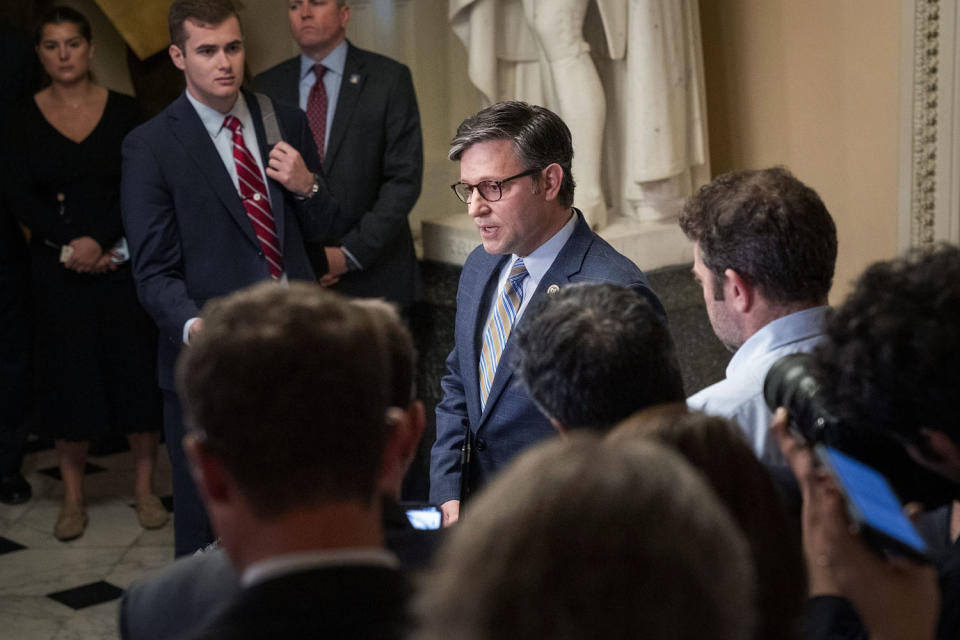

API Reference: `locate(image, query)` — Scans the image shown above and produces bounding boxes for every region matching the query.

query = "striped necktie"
[223,115,283,279]
[478,258,528,410]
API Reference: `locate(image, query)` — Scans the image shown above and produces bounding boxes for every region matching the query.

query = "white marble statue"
[449,0,708,228]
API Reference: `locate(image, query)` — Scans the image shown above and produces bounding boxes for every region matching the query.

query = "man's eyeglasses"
[450,168,540,204]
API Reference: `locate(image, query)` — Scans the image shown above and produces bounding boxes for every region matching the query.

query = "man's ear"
[377,405,425,497]
[403,401,426,463]
[549,416,566,435]
[389,403,426,469]
[169,44,186,71]
[539,163,564,202]
[723,268,754,313]
[919,429,960,482]
[183,433,229,504]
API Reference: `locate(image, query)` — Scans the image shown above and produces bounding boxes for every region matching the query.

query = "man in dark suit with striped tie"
[121,0,343,556]
[430,101,665,526]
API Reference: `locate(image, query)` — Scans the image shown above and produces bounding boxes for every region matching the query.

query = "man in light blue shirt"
[253,0,423,311]
[680,167,837,464]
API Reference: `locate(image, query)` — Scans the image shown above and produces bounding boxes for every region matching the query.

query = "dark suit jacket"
[121,90,344,389]
[119,497,442,640]
[253,42,423,308]
[187,565,409,640]
[429,213,665,504]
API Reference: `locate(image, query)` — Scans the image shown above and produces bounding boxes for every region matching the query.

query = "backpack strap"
[254,92,284,146]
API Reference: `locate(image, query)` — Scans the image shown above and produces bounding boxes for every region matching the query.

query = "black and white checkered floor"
[0,438,174,639]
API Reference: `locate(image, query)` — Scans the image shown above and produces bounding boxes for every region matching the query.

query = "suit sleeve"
[121,129,200,339]
[802,596,868,640]
[430,271,471,505]
[339,64,422,268]
[287,109,349,275]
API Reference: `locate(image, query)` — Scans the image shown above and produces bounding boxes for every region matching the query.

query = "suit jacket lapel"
[245,91,286,245]
[463,252,508,429]
[323,42,364,172]
[477,213,594,428]
[167,93,260,250]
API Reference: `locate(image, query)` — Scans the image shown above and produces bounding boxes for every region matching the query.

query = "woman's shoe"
[136,494,169,529]
[54,506,88,541]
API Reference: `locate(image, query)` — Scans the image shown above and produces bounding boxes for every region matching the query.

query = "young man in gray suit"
[253,0,423,310]
[430,101,664,526]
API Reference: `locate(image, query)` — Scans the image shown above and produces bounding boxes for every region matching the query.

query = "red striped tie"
[223,115,283,279]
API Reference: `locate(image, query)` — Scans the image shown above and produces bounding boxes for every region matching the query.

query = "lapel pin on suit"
[349,73,361,85]
[547,284,560,295]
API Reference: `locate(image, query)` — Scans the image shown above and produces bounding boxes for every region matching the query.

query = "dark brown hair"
[168,0,238,50]
[35,6,92,45]
[679,166,836,304]
[176,282,391,518]
[609,409,807,640]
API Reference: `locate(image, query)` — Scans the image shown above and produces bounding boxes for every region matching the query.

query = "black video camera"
[764,352,955,510]
[763,352,838,446]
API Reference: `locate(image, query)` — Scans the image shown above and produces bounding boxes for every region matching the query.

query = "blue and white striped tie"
[478,258,528,410]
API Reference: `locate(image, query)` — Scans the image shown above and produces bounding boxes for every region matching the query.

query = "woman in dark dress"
[6,7,165,541]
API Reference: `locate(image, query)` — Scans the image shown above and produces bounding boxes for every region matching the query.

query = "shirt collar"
[727,305,830,375]
[185,89,250,139]
[241,547,398,587]
[514,210,577,286]
[299,39,348,80]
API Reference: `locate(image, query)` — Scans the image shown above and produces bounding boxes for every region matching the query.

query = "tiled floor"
[0,439,175,640]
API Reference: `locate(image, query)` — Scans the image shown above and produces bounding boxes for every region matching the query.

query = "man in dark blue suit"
[175,283,409,640]
[429,101,665,525]
[119,296,438,640]
[121,0,342,556]
[252,0,422,310]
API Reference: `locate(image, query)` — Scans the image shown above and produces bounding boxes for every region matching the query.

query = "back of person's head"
[414,433,756,640]
[448,100,576,207]
[515,283,685,431]
[168,0,238,50]
[679,166,837,305]
[816,244,960,450]
[351,299,416,408]
[609,409,806,640]
[177,282,391,518]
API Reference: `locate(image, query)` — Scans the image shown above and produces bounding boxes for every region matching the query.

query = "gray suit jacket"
[119,549,237,640]
[253,42,423,308]
[429,212,664,504]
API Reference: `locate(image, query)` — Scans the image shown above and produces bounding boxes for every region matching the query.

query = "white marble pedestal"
[420,213,693,271]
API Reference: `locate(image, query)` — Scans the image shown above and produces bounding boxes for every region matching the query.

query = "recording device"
[402,504,442,530]
[815,444,930,562]
[763,352,838,445]
[764,352,950,561]
[764,352,956,510]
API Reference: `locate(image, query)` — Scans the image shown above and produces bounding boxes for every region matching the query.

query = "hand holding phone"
[815,445,929,562]
[772,408,940,640]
